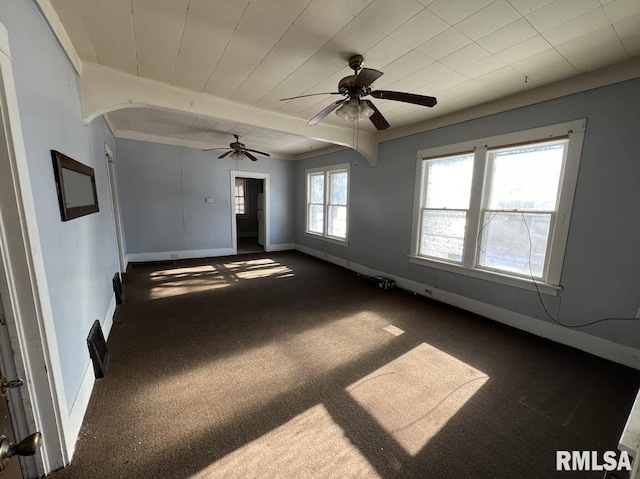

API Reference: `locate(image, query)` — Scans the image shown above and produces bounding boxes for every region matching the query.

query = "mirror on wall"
[51,150,99,221]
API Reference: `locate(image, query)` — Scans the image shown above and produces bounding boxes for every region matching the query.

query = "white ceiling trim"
[115,129,298,161]
[0,22,9,59]
[35,0,81,73]
[80,62,379,166]
[102,112,116,138]
[381,57,640,143]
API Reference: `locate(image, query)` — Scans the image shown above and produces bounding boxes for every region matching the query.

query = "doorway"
[234,177,264,254]
[229,171,270,255]
[105,145,126,273]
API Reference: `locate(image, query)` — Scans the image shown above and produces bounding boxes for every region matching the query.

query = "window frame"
[418,152,475,263]
[409,119,586,295]
[305,163,350,245]
[234,177,248,217]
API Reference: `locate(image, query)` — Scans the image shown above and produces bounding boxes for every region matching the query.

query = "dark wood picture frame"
[51,150,99,221]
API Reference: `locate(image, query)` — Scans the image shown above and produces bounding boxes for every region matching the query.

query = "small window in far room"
[235,178,246,215]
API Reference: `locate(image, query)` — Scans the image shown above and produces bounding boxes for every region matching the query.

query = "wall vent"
[87,320,109,379]
[112,273,124,304]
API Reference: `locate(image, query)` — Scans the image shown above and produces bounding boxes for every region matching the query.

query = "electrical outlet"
[171,253,179,259]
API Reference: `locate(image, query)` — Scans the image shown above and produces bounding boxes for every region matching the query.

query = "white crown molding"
[102,113,116,138]
[35,0,81,73]
[381,58,640,143]
[296,144,349,160]
[0,23,9,59]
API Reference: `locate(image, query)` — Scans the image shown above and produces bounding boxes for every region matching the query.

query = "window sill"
[407,255,560,296]
[305,232,348,247]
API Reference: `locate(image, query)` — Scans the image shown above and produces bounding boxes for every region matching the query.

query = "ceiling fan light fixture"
[230,150,243,160]
[359,101,374,119]
[335,98,372,122]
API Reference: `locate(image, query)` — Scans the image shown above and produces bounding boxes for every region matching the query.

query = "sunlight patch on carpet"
[223,258,294,280]
[149,265,229,299]
[347,343,488,456]
[383,324,405,336]
[190,404,381,479]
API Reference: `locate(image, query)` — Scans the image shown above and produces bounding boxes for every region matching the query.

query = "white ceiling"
[48,0,640,159]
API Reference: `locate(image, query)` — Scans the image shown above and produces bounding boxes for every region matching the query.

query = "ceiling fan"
[280,54,437,131]
[205,134,270,161]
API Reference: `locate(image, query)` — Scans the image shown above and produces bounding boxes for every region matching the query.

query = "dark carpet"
[49,251,640,478]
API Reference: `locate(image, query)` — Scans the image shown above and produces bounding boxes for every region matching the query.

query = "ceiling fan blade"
[307,99,346,126]
[245,148,271,157]
[218,150,233,159]
[243,151,259,162]
[363,100,390,131]
[370,90,437,107]
[355,68,383,87]
[280,92,341,101]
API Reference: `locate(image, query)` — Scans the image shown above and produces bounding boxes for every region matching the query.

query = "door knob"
[0,432,42,471]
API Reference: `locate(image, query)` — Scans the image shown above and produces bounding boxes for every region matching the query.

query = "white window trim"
[410,119,586,295]
[305,163,350,245]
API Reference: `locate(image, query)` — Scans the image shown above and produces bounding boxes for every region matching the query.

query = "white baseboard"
[268,243,295,252]
[294,244,640,370]
[127,248,235,263]
[126,245,296,263]
[64,294,116,457]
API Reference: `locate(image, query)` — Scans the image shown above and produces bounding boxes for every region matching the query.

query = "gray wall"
[115,139,296,253]
[1,1,119,409]
[296,77,640,350]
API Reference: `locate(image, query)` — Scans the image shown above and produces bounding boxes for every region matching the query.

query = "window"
[419,153,474,262]
[306,163,350,242]
[235,178,246,215]
[411,120,585,293]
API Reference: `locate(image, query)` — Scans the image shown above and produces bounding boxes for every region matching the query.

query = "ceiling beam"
[80,62,379,166]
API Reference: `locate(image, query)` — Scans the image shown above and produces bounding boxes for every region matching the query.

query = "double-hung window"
[411,120,585,293]
[306,163,350,242]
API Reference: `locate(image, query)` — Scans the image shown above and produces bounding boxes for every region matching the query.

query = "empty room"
[0,1,640,478]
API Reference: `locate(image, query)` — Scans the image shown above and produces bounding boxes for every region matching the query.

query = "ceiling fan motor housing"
[338,76,372,98]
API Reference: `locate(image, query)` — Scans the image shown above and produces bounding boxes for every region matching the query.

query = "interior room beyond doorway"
[235,177,265,255]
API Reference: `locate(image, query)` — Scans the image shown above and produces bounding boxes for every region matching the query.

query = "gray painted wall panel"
[115,139,296,253]
[296,77,640,349]
[1,1,119,408]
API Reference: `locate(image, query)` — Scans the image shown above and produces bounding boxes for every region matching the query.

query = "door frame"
[0,21,68,476]
[105,144,127,273]
[229,170,270,255]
